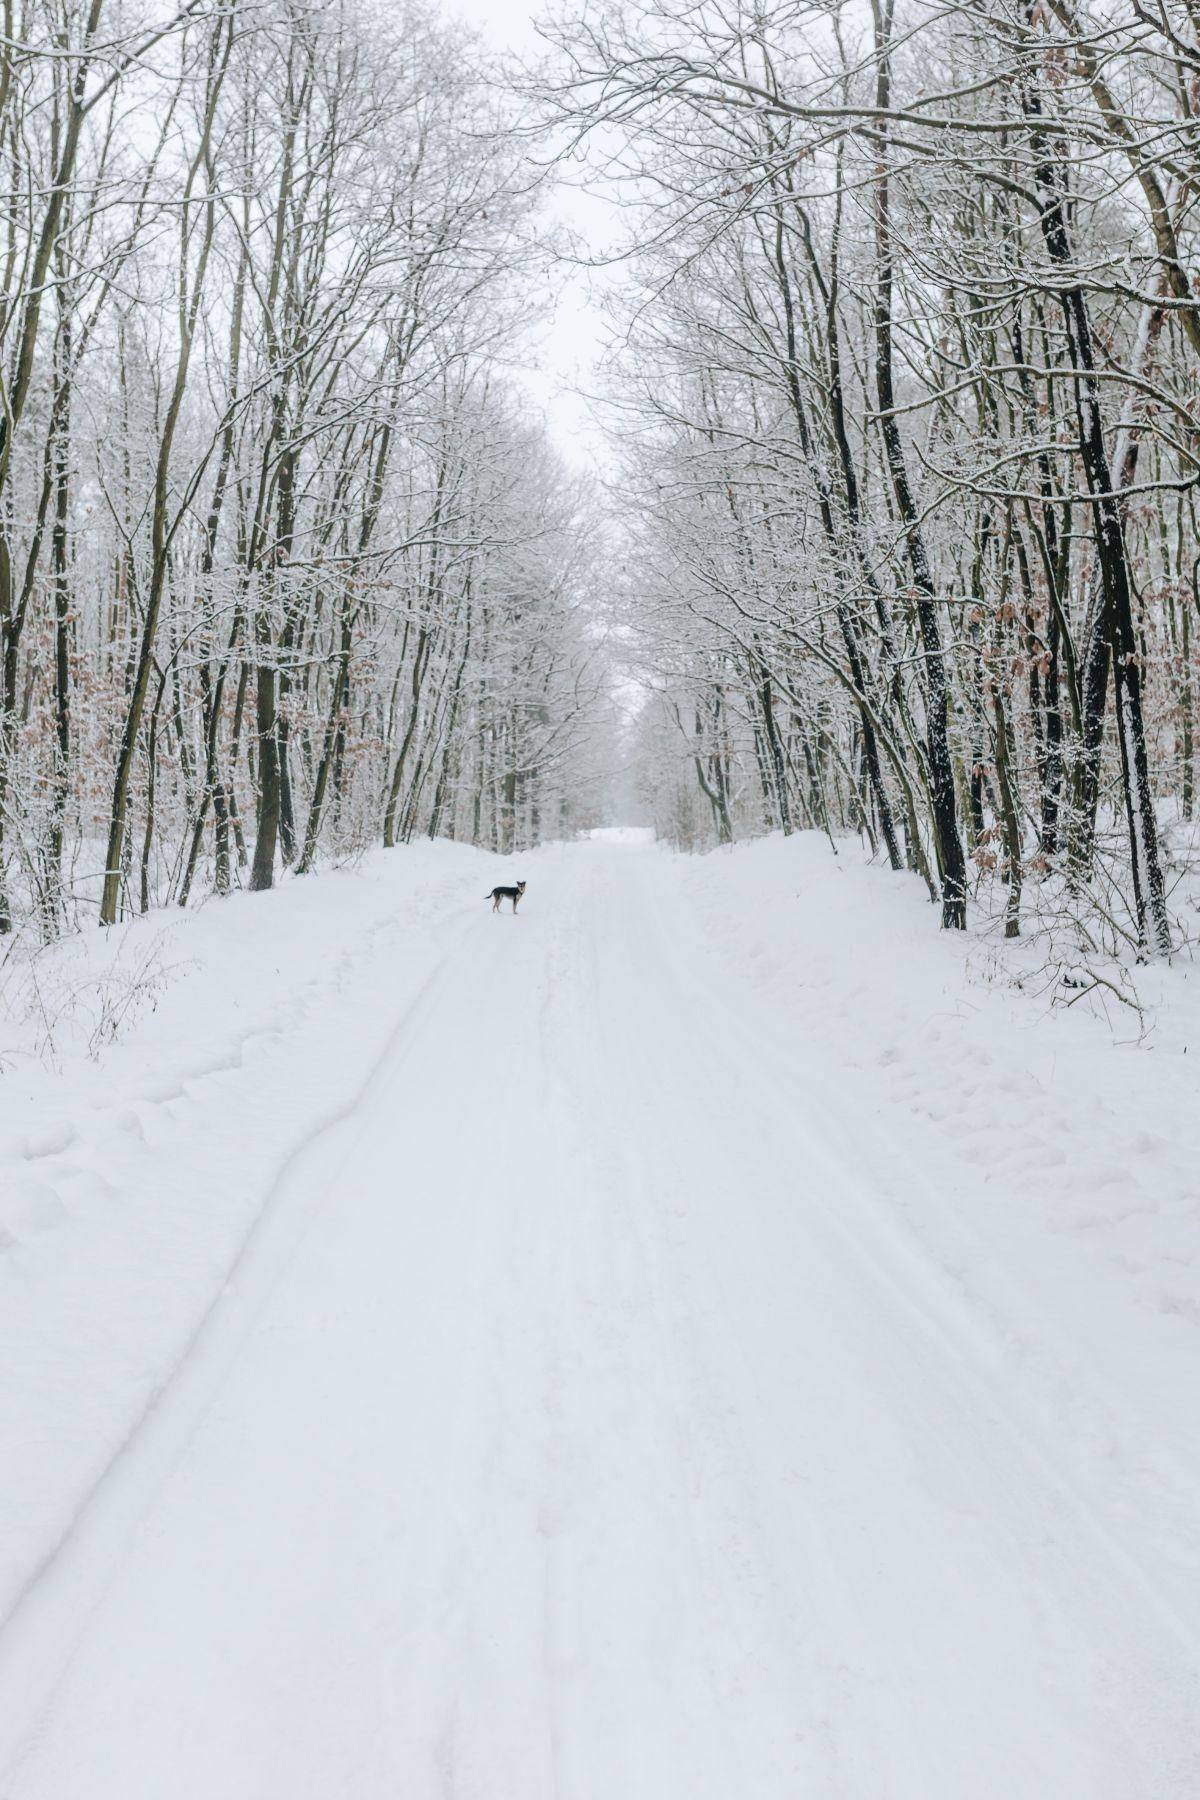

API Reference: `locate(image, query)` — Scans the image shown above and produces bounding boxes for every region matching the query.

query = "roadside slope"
[0,841,527,1639]
[676,832,1200,1630]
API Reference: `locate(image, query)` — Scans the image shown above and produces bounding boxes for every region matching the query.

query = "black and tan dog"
[487,879,526,914]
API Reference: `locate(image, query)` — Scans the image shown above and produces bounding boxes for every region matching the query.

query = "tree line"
[0,0,604,945]
[538,0,1200,954]
[10,0,1199,963]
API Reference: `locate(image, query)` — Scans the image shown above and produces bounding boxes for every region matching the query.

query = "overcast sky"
[443,0,617,472]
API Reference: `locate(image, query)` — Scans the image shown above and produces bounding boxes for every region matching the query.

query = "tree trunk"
[1023,64,1170,952]
[872,0,967,926]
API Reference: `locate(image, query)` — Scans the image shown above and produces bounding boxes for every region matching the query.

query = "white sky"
[444,0,618,472]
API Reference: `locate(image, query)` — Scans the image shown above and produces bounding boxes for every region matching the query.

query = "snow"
[0,832,1197,1796]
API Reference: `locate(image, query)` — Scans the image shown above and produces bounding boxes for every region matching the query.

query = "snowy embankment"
[680,836,1200,1610]
[0,842,508,1632]
[0,829,1196,1796]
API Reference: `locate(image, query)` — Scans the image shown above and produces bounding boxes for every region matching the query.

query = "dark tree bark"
[871,0,968,927]
[1022,59,1170,952]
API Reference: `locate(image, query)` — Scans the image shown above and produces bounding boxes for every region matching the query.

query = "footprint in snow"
[21,1121,77,1160]
[0,1177,68,1239]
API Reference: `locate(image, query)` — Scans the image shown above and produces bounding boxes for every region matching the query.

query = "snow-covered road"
[1,836,1196,1797]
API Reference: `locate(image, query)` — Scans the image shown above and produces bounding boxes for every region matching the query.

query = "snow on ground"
[0,830,1197,1797]
[680,835,1200,1599]
[0,841,504,1636]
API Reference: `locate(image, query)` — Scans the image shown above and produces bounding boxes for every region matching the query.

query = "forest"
[1,7,1197,1788]
[3,0,1200,961]
[0,0,606,947]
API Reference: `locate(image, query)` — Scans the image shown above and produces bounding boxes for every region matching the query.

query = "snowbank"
[0,842,516,1631]
[676,832,1200,1628]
